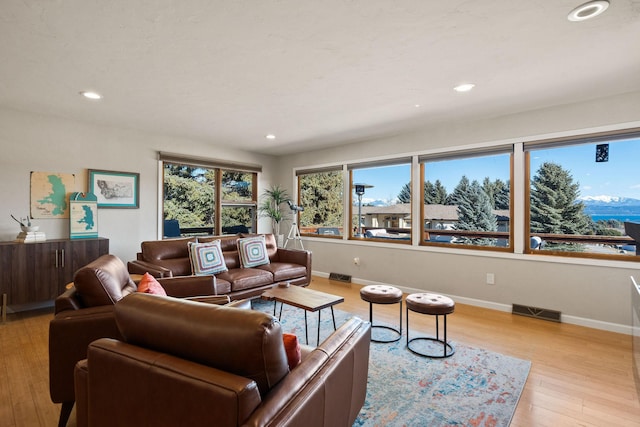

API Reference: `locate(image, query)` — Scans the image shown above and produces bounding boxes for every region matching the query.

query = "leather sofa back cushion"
[74,254,137,307]
[141,237,195,261]
[115,293,289,395]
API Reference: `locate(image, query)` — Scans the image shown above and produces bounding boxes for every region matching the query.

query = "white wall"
[276,91,640,333]
[0,107,278,263]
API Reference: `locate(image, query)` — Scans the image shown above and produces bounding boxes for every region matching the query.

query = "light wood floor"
[1,276,639,427]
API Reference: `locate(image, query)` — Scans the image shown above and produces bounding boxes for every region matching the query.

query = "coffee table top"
[261,285,344,312]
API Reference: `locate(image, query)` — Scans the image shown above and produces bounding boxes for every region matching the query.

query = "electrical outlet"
[486,273,495,285]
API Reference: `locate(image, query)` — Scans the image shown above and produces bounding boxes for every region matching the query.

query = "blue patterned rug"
[253,299,530,427]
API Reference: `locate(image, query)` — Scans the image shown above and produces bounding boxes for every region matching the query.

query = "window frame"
[418,150,514,252]
[296,166,345,239]
[159,153,260,237]
[524,129,640,261]
[347,158,413,245]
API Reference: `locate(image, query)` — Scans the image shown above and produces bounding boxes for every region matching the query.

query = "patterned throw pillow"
[188,240,228,275]
[237,235,270,268]
[137,272,167,296]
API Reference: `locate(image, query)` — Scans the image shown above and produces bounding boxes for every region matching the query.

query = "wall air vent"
[512,304,561,323]
[329,272,352,283]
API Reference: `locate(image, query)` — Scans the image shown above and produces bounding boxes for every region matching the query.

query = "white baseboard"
[313,270,632,335]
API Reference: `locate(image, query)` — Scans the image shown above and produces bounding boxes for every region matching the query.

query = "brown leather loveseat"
[74,293,371,427]
[49,254,240,427]
[127,233,312,299]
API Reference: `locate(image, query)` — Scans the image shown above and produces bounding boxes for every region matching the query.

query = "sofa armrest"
[158,275,217,297]
[274,248,312,285]
[127,259,173,278]
[242,317,371,427]
[49,305,121,404]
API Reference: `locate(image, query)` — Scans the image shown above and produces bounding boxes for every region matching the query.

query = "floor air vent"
[512,304,561,323]
[329,272,352,283]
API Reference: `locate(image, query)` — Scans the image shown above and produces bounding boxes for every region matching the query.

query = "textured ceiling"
[1,1,639,155]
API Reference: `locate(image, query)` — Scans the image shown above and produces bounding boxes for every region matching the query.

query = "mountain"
[579,196,640,216]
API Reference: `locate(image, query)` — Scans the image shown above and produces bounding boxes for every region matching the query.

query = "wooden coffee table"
[261,285,344,345]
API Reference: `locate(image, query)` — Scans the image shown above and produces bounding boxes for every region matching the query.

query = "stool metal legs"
[368,300,402,343]
[406,306,455,358]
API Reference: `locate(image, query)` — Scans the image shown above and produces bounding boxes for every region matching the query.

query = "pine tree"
[455,180,498,245]
[530,162,591,234]
[447,176,470,205]
[397,182,411,203]
[397,180,449,204]
[482,177,510,209]
[299,171,343,228]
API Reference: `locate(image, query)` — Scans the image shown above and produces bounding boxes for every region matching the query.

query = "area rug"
[252,300,531,427]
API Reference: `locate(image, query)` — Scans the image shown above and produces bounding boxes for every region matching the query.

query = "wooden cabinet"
[0,238,109,311]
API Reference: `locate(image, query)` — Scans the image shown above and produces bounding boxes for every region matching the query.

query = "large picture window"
[526,131,640,259]
[420,150,512,250]
[297,168,344,237]
[348,160,412,243]
[160,153,259,237]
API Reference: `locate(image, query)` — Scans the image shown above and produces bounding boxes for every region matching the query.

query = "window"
[297,168,344,237]
[420,150,512,250]
[526,131,640,259]
[349,160,412,243]
[160,153,259,237]
[220,170,257,234]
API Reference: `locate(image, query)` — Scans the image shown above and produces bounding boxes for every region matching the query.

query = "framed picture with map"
[88,169,140,208]
[69,192,98,239]
[30,171,76,219]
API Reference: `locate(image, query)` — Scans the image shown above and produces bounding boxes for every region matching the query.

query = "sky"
[352,137,640,204]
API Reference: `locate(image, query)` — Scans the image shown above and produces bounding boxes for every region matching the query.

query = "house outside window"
[348,160,412,243]
[525,130,640,259]
[420,149,512,250]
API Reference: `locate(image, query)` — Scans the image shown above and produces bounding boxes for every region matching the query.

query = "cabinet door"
[4,242,60,305]
[58,239,110,292]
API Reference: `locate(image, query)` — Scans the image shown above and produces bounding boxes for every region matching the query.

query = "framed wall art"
[88,169,140,208]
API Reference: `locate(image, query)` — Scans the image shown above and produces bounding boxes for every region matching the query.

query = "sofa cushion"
[256,262,308,282]
[216,268,274,292]
[115,293,289,396]
[188,240,228,275]
[238,235,270,268]
[137,273,167,296]
[74,254,137,307]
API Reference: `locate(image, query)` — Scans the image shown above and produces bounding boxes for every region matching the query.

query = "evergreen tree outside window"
[420,151,512,250]
[297,169,344,237]
[161,155,258,237]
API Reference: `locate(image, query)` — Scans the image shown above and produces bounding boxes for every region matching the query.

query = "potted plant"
[258,185,290,246]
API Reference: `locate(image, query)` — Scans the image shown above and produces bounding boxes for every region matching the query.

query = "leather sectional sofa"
[127,233,312,300]
[74,293,372,427]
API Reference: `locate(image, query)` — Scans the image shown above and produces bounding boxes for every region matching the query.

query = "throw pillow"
[188,240,228,276]
[237,235,270,268]
[282,333,301,370]
[137,272,167,296]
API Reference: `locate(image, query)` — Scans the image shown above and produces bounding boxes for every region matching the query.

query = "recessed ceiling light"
[80,91,102,100]
[265,134,276,140]
[568,1,609,22]
[453,83,475,93]
[414,104,421,108]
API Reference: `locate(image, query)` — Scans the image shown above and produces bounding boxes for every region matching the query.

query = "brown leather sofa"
[127,233,312,299]
[49,254,241,427]
[74,293,371,427]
